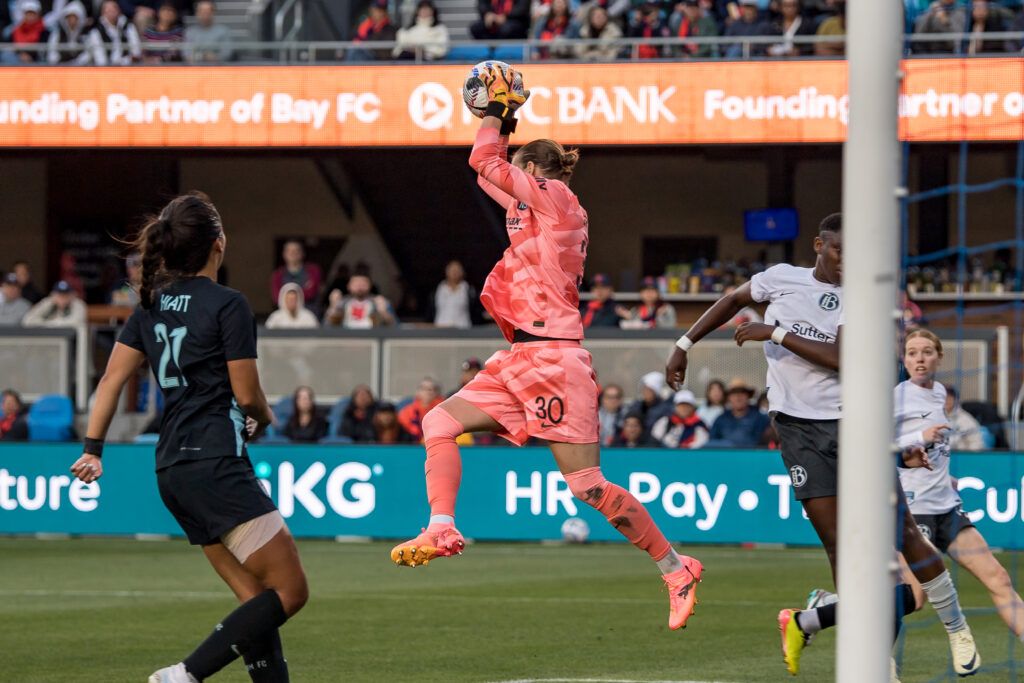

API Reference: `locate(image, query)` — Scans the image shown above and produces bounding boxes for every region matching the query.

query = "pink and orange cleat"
[390,524,466,567]
[664,555,703,629]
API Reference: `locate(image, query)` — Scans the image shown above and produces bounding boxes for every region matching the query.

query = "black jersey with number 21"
[118,277,258,471]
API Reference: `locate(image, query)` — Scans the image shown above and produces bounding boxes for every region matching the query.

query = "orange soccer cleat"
[664,555,703,630]
[390,524,466,567]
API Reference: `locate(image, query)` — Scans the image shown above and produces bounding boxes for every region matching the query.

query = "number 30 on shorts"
[534,396,565,425]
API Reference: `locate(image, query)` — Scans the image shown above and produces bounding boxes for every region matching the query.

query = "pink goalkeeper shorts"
[454,340,600,446]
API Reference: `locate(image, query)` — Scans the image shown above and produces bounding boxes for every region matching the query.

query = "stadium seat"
[264,395,294,438]
[326,397,351,438]
[491,45,527,62]
[133,433,159,444]
[444,45,492,62]
[257,434,291,445]
[318,434,354,445]
[394,396,414,413]
[27,394,74,442]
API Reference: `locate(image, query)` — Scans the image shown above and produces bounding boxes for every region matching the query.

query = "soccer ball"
[462,60,525,119]
[560,517,590,544]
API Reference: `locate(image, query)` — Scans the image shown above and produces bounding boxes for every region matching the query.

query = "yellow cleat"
[778,609,808,675]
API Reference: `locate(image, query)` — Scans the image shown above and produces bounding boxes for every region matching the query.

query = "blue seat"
[318,434,354,445]
[257,434,291,445]
[445,45,492,62]
[326,397,351,438]
[264,395,294,438]
[491,45,527,62]
[133,432,159,444]
[27,394,74,442]
[394,396,414,413]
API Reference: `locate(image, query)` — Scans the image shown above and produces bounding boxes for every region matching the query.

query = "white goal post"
[837,0,903,680]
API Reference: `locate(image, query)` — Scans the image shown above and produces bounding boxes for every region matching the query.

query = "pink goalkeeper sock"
[422,407,464,518]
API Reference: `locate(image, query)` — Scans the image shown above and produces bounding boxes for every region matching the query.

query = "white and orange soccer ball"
[462,60,526,119]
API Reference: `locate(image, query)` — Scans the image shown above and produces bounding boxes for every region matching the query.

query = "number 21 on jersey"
[154,323,188,388]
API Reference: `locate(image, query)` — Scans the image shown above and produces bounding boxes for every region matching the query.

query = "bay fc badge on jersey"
[818,292,839,311]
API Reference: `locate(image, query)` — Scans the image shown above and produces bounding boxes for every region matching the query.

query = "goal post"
[837,0,904,680]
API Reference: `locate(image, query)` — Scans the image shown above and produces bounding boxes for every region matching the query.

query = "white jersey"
[749,264,843,420]
[894,380,961,515]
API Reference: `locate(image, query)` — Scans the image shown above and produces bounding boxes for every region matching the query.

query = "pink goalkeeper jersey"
[468,126,589,343]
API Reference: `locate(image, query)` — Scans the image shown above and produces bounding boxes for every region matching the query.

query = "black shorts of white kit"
[772,412,839,501]
[157,455,278,546]
[913,507,975,554]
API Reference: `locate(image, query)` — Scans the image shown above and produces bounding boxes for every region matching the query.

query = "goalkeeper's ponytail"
[517,139,581,184]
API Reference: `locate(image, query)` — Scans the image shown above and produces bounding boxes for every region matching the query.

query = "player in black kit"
[70,194,307,683]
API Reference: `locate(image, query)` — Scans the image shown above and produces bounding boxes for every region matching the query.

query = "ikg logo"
[408,82,453,131]
[254,461,378,519]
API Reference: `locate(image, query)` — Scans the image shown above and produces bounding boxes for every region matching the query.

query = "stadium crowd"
[3,0,1023,63]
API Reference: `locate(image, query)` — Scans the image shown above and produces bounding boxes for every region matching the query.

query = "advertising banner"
[1,444,1023,549]
[0,59,1021,147]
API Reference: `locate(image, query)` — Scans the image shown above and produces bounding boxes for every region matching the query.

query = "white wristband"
[676,335,694,352]
[771,327,787,345]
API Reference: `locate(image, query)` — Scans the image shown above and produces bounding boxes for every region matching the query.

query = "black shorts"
[913,507,975,554]
[772,412,839,501]
[157,456,278,546]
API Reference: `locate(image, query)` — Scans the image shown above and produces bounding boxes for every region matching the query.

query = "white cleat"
[803,588,836,647]
[148,662,198,683]
[949,627,981,677]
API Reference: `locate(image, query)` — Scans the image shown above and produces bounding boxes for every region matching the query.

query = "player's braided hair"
[516,139,580,184]
[133,193,223,309]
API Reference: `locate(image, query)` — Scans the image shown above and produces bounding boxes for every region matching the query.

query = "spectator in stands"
[574,1,623,61]
[767,0,814,55]
[432,260,476,329]
[270,239,322,307]
[914,0,965,53]
[627,1,671,58]
[118,0,161,32]
[533,0,577,58]
[621,276,676,329]
[628,370,674,430]
[266,282,320,329]
[57,251,85,298]
[531,0,580,23]
[373,402,413,444]
[0,389,28,442]
[707,378,770,447]
[12,261,42,304]
[697,378,726,426]
[393,0,449,59]
[22,281,86,329]
[965,0,1011,54]
[944,385,985,451]
[470,0,531,40]
[1010,10,1024,53]
[47,1,91,64]
[282,386,328,443]
[722,0,771,57]
[107,250,141,307]
[611,412,658,447]
[398,377,443,442]
[141,0,183,62]
[325,274,396,328]
[813,0,843,55]
[339,384,378,443]
[457,357,482,391]
[651,389,710,449]
[3,0,49,64]
[598,382,626,445]
[184,0,233,63]
[89,0,140,65]
[670,0,718,58]
[347,0,397,61]
[0,273,30,326]
[581,273,623,328]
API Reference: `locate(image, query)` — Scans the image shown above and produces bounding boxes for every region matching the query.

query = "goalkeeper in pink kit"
[390,65,702,630]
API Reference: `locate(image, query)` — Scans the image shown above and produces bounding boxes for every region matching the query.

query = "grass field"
[2,538,1023,682]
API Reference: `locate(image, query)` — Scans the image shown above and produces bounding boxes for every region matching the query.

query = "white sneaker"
[803,588,836,647]
[148,662,198,683]
[890,657,901,683]
[949,627,981,676]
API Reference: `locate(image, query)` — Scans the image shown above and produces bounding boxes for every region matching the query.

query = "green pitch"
[1,537,1021,682]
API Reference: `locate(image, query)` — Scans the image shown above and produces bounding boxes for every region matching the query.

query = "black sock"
[243,629,289,682]
[816,602,837,630]
[184,590,288,680]
[893,583,915,643]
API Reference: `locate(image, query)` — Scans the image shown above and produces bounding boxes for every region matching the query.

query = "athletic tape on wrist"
[676,335,694,352]
[771,327,788,345]
[83,437,104,457]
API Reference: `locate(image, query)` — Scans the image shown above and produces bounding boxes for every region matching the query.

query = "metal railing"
[3,31,1022,65]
